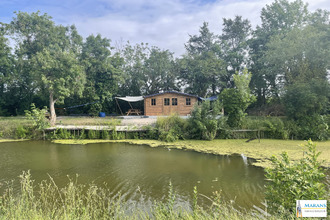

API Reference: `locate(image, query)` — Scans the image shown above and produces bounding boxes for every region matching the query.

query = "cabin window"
[186,98,191,105]
[151,98,156,106]
[172,98,177,106]
[164,98,170,106]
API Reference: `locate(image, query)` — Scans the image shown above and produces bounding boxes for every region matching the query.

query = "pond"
[0,141,265,211]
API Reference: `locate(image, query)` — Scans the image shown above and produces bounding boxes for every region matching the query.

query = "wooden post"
[115,98,124,115]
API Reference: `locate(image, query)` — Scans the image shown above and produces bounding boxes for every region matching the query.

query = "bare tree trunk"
[49,91,57,126]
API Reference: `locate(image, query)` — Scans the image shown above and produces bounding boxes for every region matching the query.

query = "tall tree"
[9,11,85,125]
[249,0,310,104]
[220,16,252,88]
[74,34,123,114]
[264,25,329,87]
[120,42,178,96]
[143,47,177,95]
[120,42,148,96]
[0,24,14,115]
[180,22,225,97]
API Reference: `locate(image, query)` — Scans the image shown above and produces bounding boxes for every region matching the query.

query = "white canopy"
[115,96,144,102]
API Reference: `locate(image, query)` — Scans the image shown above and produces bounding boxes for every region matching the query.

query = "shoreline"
[1,138,329,168]
[52,139,330,168]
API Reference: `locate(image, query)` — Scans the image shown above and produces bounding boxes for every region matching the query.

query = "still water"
[0,141,265,210]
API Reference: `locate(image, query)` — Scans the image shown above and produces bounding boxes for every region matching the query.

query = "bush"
[88,130,100,139]
[56,128,72,139]
[220,69,255,128]
[110,127,125,140]
[24,103,49,130]
[156,114,187,142]
[187,101,220,140]
[295,115,329,141]
[101,130,110,139]
[283,80,329,121]
[15,125,29,139]
[265,140,326,214]
[263,118,288,139]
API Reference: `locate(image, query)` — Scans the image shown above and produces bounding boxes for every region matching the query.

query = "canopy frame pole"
[128,102,133,109]
[115,98,124,115]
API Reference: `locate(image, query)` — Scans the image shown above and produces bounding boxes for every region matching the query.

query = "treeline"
[0,0,329,123]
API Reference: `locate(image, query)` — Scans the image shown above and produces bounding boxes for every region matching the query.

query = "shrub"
[295,115,329,141]
[15,125,29,139]
[263,118,288,139]
[220,69,255,128]
[56,128,72,139]
[101,130,110,140]
[88,130,100,139]
[187,101,219,140]
[110,127,125,140]
[142,125,158,139]
[156,114,187,142]
[24,103,49,130]
[265,140,326,214]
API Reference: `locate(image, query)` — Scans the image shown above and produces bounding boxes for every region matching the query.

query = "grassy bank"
[0,171,292,220]
[53,139,330,168]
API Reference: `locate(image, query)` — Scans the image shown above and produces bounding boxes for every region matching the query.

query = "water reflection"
[0,141,265,210]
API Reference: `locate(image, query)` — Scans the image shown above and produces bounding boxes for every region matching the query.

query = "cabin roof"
[143,91,200,99]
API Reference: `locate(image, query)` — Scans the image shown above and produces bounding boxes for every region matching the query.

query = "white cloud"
[4,0,328,56]
[71,0,279,56]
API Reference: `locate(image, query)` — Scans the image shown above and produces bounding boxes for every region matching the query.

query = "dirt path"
[120,117,157,126]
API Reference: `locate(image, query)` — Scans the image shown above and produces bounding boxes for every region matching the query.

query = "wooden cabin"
[144,91,199,116]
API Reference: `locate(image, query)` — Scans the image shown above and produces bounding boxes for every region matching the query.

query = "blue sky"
[1,0,329,56]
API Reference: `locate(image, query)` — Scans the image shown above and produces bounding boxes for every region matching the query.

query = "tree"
[9,11,85,125]
[0,24,14,115]
[264,25,329,88]
[143,47,177,94]
[75,34,123,114]
[33,45,85,125]
[220,69,255,127]
[120,42,149,96]
[180,22,226,97]
[284,80,329,120]
[249,0,310,104]
[120,42,178,96]
[220,16,252,88]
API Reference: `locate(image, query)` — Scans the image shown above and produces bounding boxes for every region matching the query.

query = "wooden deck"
[45,125,148,132]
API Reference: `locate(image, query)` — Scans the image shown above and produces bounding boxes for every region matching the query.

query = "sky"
[1,0,329,56]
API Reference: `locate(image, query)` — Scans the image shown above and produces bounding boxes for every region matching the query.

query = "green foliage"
[142,125,158,139]
[187,101,220,140]
[263,118,288,139]
[265,139,326,214]
[87,130,100,139]
[180,22,226,97]
[24,103,49,130]
[284,80,329,121]
[56,129,72,139]
[101,130,110,140]
[120,42,177,96]
[0,171,290,220]
[221,69,255,127]
[294,115,329,141]
[156,114,186,142]
[15,125,28,139]
[220,16,251,88]
[110,127,125,140]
